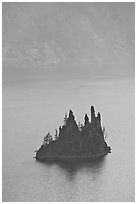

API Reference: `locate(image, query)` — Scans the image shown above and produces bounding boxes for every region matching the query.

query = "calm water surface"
[2,78,135,201]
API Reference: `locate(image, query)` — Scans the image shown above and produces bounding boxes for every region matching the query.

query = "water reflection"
[36,156,106,181]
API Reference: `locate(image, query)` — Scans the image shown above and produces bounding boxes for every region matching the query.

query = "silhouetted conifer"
[69,110,74,120]
[84,114,89,126]
[97,112,101,125]
[91,106,95,122]
[43,132,53,145]
[55,129,58,140]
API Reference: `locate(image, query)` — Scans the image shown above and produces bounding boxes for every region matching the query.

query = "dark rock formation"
[36,106,111,162]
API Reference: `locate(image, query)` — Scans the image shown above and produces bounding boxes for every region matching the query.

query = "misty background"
[3,2,134,81]
[2,2,135,202]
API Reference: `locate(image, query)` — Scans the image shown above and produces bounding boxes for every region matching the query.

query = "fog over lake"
[2,2,135,202]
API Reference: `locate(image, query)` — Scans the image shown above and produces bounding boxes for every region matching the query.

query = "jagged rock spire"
[84,114,89,126]
[91,106,95,122]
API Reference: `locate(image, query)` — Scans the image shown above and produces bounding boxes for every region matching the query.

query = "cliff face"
[36,106,111,161]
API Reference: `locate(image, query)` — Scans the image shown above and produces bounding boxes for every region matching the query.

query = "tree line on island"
[43,108,107,144]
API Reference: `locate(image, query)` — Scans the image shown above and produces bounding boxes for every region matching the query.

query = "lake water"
[2,77,135,201]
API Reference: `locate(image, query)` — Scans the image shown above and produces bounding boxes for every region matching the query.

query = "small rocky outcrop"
[36,106,111,162]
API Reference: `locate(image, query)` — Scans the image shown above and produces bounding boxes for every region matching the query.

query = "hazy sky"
[2,2,135,82]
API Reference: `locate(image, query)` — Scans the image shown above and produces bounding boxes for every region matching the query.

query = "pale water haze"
[2,2,135,202]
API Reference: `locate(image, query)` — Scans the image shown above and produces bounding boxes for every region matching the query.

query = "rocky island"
[35,106,111,162]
